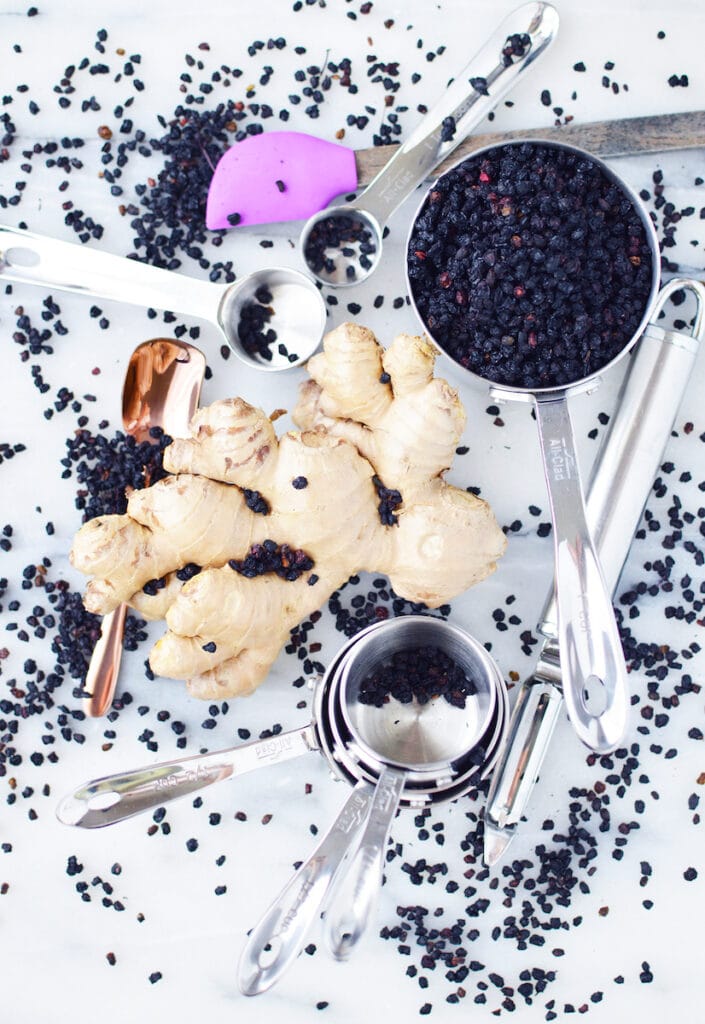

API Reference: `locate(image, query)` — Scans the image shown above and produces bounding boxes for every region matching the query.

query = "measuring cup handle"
[539,280,705,639]
[534,395,630,753]
[55,725,317,828]
[0,223,220,323]
[355,2,559,226]
[324,766,405,960]
[238,783,373,997]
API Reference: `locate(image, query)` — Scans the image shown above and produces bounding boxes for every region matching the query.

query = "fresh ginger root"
[71,323,507,699]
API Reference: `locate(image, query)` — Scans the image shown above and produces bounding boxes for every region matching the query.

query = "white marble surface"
[0,1,704,1021]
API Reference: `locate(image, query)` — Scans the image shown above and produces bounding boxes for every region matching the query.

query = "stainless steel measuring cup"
[338,617,497,772]
[405,139,662,754]
[324,617,497,960]
[0,224,326,369]
[239,617,508,990]
[56,617,507,828]
[299,1,558,287]
[58,617,508,995]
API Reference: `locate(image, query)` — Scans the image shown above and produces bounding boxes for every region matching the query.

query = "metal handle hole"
[5,246,40,267]
[581,674,609,718]
[257,936,281,970]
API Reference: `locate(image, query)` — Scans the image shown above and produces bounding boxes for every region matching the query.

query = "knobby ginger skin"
[71,324,507,699]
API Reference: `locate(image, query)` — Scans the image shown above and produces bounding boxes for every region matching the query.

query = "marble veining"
[0,2,703,1021]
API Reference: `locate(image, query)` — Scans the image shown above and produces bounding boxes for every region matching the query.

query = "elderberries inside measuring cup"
[407,141,656,389]
[338,630,493,770]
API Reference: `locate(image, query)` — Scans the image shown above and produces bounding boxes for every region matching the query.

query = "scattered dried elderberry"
[501,32,531,65]
[64,427,172,521]
[242,488,270,515]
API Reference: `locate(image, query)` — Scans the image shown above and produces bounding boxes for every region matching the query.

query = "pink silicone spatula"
[205,132,357,229]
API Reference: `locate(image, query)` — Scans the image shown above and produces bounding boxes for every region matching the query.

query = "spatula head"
[205,131,358,229]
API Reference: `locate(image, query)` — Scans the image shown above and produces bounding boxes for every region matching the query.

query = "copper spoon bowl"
[83,338,206,717]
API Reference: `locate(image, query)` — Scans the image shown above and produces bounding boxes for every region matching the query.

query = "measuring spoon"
[0,224,326,369]
[299,2,558,286]
[84,338,206,718]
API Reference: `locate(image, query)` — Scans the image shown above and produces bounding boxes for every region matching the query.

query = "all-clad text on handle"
[56,725,318,828]
[534,395,629,753]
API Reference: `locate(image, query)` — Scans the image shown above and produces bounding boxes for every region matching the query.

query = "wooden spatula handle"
[354,109,705,185]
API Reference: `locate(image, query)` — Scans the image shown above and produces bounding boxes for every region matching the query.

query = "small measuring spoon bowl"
[299,1,558,287]
[0,224,326,369]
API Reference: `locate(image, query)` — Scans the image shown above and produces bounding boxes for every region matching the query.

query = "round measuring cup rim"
[328,685,508,807]
[299,204,384,289]
[313,617,509,807]
[216,265,327,371]
[330,673,507,790]
[404,136,662,400]
[336,615,502,774]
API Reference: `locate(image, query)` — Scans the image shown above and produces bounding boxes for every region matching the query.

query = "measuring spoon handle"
[83,604,128,719]
[238,783,373,997]
[356,2,559,226]
[534,395,629,753]
[55,724,318,828]
[324,766,406,960]
[0,223,221,322]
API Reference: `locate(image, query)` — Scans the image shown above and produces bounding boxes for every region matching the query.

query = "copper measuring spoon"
[83,339,206,717]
